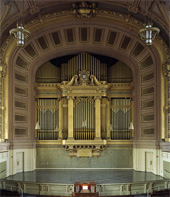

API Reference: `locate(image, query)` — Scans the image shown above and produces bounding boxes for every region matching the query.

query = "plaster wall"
[162,151,170,178]
[0,151,8,178]
[133,149,163,176]
[8,148,36,176]
[36,146,133,169]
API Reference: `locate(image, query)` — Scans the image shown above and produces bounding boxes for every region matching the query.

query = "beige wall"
[0,151,8,178]
[133,148,162,176]
[8,148,36,176]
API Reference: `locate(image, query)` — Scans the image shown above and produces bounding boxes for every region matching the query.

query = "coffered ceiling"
[0,0,170,47]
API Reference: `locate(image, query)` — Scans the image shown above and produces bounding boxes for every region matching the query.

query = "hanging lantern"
[9,23,31,47]
[138,22,160,46]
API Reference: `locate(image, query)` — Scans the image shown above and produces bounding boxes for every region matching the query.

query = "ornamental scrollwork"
[72,2,97,18]
[0,58,7,78]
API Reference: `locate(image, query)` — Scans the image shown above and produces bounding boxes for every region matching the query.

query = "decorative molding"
[62,139,107,157]
[0,1,11,25]
[72,2,97,18]
[156,1,170,27]
[164,57,170,77]
[1,8,169,60]
[0,59,7,78]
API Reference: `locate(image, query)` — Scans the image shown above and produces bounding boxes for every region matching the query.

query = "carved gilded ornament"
[72,2,97,18]
[0,59,7,78]
[163,57,170,77]
[59,71,112,98]
[79,70,90,84]
[0,0,11,25]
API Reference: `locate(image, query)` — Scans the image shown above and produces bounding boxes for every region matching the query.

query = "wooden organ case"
[35,53,133,157]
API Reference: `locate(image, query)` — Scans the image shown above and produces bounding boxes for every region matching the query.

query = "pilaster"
[68,96,74,139]
[106,98,111,139]
[165,58,170,140]
[0,59,6,142]
[58,98,63,139]
[95,96,101,140]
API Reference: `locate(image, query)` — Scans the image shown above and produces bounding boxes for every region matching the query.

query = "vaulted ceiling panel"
[120,36,131,50]
[37,36,48,51]
[107,31,117,46]
[51,31,61,46]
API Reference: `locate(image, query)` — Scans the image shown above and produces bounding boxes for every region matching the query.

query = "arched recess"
[7,22,159,143]
[1,10,168,174]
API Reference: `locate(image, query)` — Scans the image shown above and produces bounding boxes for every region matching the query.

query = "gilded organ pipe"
[73,97,95,140]
[63,52,108,82]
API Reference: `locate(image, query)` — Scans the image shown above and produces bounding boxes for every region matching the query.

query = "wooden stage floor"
[3,169,166,184]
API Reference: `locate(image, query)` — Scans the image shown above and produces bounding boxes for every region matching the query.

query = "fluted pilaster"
[68,96,74,139]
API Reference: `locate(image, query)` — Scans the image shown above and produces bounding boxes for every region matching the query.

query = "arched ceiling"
[1,1,167,143]
[0,0,170,46]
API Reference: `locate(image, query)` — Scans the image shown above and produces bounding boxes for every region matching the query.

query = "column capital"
[94,96,102,100]
[107,97,111,102]
[58,97,62,101]
[67,96,74,100]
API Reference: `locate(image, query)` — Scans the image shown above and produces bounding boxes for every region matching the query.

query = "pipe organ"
[74,97,95,140]
[37,99,59,140]
[61,53,107,82]
[110,98,132,140]
[35,52,133,157]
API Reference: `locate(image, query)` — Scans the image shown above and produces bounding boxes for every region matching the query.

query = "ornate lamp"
[10,22,31,47]
[138,22,160,45]
[9,0,31,47]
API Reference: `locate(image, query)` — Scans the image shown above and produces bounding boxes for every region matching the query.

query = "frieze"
[72,2,97,18]
[36,83,58,88]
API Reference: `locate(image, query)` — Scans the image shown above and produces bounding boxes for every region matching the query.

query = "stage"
[3,169,165,184]
[1,169,169,196]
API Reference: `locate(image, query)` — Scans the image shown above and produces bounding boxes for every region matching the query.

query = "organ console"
[72,181,98,197]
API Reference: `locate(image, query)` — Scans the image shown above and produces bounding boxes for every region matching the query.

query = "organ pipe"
[73,97,95,140]
[37,99,59,140]
[66,53,106,81]
[110,98,132,140]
